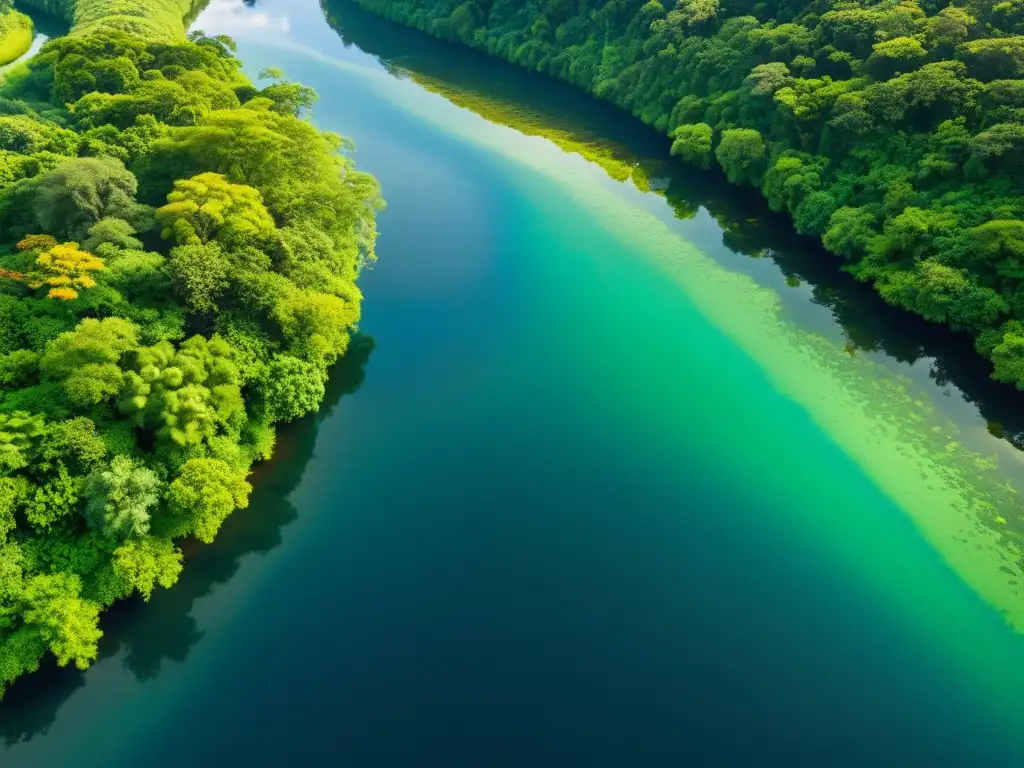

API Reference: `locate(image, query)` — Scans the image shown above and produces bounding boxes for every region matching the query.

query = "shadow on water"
[322,0,1024,449]
[0,336,374,746]
[14,5,70,40]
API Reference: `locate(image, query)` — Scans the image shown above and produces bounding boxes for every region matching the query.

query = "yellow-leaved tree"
[24,240,105,300]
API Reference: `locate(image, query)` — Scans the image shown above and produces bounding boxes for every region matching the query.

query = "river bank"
[0,0,378,696]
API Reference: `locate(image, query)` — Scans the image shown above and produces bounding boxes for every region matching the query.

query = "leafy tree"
[27,241,105,300]
[20,572,102,670]
[823,207,877,261]
[990,321,1024,389]
[866,37,926,80]
[24,464,80,531]
[108,535,182,600]
[83,455,161,539]
[37,416,107,473]
[166,241,229,314]
[273,290,359,364]
[0,478,19,541]
[40,317,139,407]
[82,217,143,252]
[0,349,39,389]
[118,334,244,450]
[156,172,275,248]
[0,411,44,473]
[164,457,251,543]
[670,123,713,169]
[715,128,765,185]
[258,69,318,117]
[256,354,326,422]
[34,157,140,240]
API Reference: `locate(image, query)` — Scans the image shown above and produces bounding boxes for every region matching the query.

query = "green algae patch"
[0,10,32,67]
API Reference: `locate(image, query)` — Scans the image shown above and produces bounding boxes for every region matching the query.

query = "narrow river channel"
[5,0,1024,763]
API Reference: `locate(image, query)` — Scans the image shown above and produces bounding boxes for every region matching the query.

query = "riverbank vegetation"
[0,0,380,695]
[0,3,32,66]
[350,0,1024,387]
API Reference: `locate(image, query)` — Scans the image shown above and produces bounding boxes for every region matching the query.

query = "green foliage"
[0,411,44,473]
[20,572,101,669]
[156,172,275,248]
[118,334,244,451]
[0,0,379,694]
[0,8,32,67]
[40,317,140,407]
[164,457,250,543]
[34,157,140,240]
[24,463,80,530]
[83,217,143,252]
[670,123,713,169]
[108,535,182,600]
[83,455,161,539]
[715,129,765,185]
[348,0,1024,389]
[167,241,229,314]
[38,416,108,473]
[256,354,327,422]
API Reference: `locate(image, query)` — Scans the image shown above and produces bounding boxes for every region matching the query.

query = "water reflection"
[0,336,374,745]
[321,0,1024,450]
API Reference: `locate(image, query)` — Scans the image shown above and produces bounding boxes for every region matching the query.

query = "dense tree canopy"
[352,0,1024,387]
[0,0,381,695]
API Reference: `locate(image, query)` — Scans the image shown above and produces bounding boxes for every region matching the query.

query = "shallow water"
[5,0,1024,763]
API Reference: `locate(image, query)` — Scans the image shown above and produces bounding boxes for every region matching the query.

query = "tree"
[24,465,80,531]
[670,123,713,169]
[715,128,765,185]
[166,241,230,314]
[164,458,251,543]
[0,479,19,541]
[256,354,326,422]
[258,69,318,117]
[109,535,182,600]
[84,455,161,540]
[990,321,1024,389]
[156,172,275,248]
[20,572,102,670]
[0,411,44,473]
[273,290,360,365]
[40,317,139,408]
[823,207,877,261]
[27,241,105,300]
[865,37,926,80]
[0,541,25,627]
[36,416,108,476]
[34,157,140,240]
[82,217,143,252]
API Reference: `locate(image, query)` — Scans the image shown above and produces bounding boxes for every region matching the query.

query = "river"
[5,0,1024,763]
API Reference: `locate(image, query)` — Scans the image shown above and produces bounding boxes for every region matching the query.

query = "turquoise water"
[5,0,1024,763]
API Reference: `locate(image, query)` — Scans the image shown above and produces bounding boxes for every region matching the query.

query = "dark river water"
[6,0,1024,764]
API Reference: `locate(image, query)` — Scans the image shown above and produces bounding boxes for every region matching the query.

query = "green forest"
[352,0,1024,387]
[0,0,380,694]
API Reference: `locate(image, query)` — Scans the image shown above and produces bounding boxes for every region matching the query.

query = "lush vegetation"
[352,0,1024,387]
[0,2,32,67]
[0,0,380,695]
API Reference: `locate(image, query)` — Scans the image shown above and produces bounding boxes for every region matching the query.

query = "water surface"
[5,0,1024,764]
